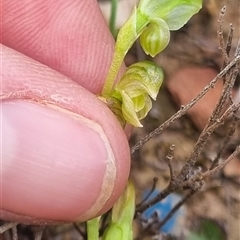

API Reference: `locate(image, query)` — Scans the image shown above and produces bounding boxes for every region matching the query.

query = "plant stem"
[110,0,118,38]
[87,217,100,240]
[101,9,148,96]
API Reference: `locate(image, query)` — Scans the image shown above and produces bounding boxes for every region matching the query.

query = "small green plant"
[102,181,135,240]
[100,0,202,127]
[89,0,203,239]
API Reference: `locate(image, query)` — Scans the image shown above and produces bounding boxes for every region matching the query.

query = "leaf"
[102,181,135,240]
[121,90,143,127]
[187,219,226,240]
[86,217,100,240]
[138,0,202,30]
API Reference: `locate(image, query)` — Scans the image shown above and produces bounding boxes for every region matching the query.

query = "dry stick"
[136,50,240,214]
[157,190,196,231]
[209,64,236,122]
[73,223,87,238]
[203,144,240,178]
[12,225,18,240]
[33,226,45,240]
[225,24,234,59]
[136,101,240,214]
[209,23,237,125]
[210,111,240,169]
[178,41,239,180]
[217,6,229,67]
[230,42,240,105]
[210,65,240,169]
[136,185,174,213]
[179,100,240,182]
[131,56,240,154]
[136,57,240,214]
[0,222,18,234]
[179,102,240,186]
[137,190,197,239]
[166,144,176,184]
[235,40,240,57]
[136,10,240,236]
[136,62,240,212]
[136,177,158,208]
[136,147,175,213]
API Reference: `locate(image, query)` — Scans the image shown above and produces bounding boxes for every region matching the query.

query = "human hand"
[1,0,130,224]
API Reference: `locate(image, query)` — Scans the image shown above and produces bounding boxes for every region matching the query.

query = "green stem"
[87,217,100,240]
[102,9,148,96]
[109,0,118,38]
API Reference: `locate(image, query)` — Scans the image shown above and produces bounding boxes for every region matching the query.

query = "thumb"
[1,45,131,224]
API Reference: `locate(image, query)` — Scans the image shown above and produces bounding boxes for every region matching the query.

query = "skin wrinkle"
[2,49,77,101]
[1,0,115,94]
[2,47,98,115]
[2,1,51,49]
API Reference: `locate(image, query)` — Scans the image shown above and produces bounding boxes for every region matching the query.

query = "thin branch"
[235,39,240,57]
[157,190,196,231]
[73,223,86,238]
[203,145,240,179]
[217,6,229,67]
[225,23,234,59]
[136,177,158,208]
[179,101,240,181]
[136,101,240,214]
[0,222,18,234]
[209,26,238,124]
[211,108,240,169]
[178,38,239,180]
[137,190,198,239]
[166,144,176,183]
[182,144,240,187]
[136,186,173,213]
[12,225,18,240]
[33,226,45,240]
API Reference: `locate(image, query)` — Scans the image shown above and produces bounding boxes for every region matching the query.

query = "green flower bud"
[140,19,170,57]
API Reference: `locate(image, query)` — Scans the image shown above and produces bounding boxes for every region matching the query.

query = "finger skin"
[1,0,114,94]
[1,45,131,223]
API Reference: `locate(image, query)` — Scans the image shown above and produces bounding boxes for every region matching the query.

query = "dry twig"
[135,9,240,223]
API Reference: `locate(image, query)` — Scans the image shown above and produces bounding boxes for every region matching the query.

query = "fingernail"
[1,100,116,222]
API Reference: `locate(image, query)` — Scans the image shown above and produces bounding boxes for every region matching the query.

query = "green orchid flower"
[110,61,164,127]
[100,0,202,128]
[102,0,202,96]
